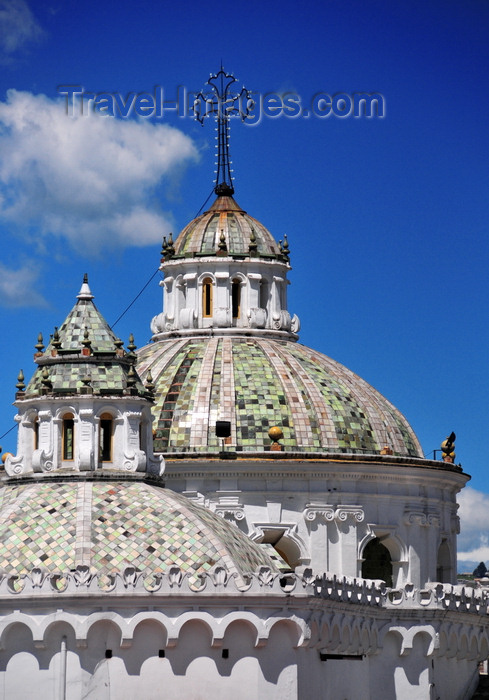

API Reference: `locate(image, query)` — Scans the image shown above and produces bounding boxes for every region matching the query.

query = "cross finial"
[192,68,254,196]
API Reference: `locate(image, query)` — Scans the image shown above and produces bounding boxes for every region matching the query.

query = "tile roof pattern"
[137,337,424,457]
[47,298,119,353]
[0,480,275,576]
[173,195,282,258]
[25,294,147,398]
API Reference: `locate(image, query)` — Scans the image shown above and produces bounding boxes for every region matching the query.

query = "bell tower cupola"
[6,276,163,477]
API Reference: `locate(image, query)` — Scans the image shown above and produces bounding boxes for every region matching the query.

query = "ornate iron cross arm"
[192,68,254,196]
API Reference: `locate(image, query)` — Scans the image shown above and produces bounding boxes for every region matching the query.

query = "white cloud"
[457,487,489,566]
[0,0,43,59]
[0,90,198,255]
[0,261,48,307]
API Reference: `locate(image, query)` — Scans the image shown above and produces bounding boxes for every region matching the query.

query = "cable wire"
[0,424,15,442]
[110,268,161,330]
[194,187,215,218]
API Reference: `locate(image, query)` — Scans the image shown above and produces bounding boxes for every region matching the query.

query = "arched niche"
[359,529,407,587]
[361,538,393,587]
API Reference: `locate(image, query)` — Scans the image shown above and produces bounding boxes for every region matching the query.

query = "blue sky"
[0,0,488,571]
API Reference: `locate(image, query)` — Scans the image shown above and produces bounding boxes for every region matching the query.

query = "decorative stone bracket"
[215,505,245,521]
[304,505,365,523]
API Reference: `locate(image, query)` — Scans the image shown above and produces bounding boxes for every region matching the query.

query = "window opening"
[63,413,74,461]
[361,538,393,586]
[232,279,241,319]
[34,418,39,450]
[202,278,213,318]
[99,413,113,462]
[260,279,269,309]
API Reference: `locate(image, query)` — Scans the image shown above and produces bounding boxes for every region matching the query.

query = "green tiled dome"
[136,337,423,458]
[0,478,276,576]
[173,194,282,259]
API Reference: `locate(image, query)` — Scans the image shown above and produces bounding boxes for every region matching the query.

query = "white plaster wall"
[0,612,484,700]
[167,460,465,587]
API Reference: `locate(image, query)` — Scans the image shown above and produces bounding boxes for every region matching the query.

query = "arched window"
[232,279,241,319]
[62,413,75,461]
[33,417,39,450]
[362,538,393,586]
[260,279,269,309]
[436,540,452,583]
[202,277,213,318]
[99,413,113,462]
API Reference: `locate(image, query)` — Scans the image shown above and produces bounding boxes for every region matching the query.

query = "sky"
[0,0,488,572]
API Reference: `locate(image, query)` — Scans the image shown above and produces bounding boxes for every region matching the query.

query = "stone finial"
[52,327,62,350]
[79,372,93,395]
[145,369,155,392]
[249,227,257,255]
[218,230,228,254]
[282,234,290,263]
[268,426,283,452]
[441,432,456,463]
[41,367,52,390]
[126,333,137,363]
[127,364,137,388]
[162,234,175,260]
[114,337,124,356]
[35,332,45,354]
[16,369,25,392]
[81,327,92,356]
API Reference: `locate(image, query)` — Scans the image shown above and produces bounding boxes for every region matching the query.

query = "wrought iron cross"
[193,68,253,196]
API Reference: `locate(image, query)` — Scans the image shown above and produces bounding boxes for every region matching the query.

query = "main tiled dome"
[137,336,423,458]
[0,476,276,576]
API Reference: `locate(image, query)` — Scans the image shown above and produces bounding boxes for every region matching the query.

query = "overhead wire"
[110,267,161,330]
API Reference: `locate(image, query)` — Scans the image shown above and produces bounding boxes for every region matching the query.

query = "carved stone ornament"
[215,505,245,521]
[122,449,146,472]
[335,507,365,523]
[304,505,335,522]
[179,308,197,329]
[247,307,267,329]
[304,505,364,523]
[4,453,26,476]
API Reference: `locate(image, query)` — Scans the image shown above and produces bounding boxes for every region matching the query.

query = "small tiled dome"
[0,476,276,577]
[137,336,423,458]
[172,194,283,259]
